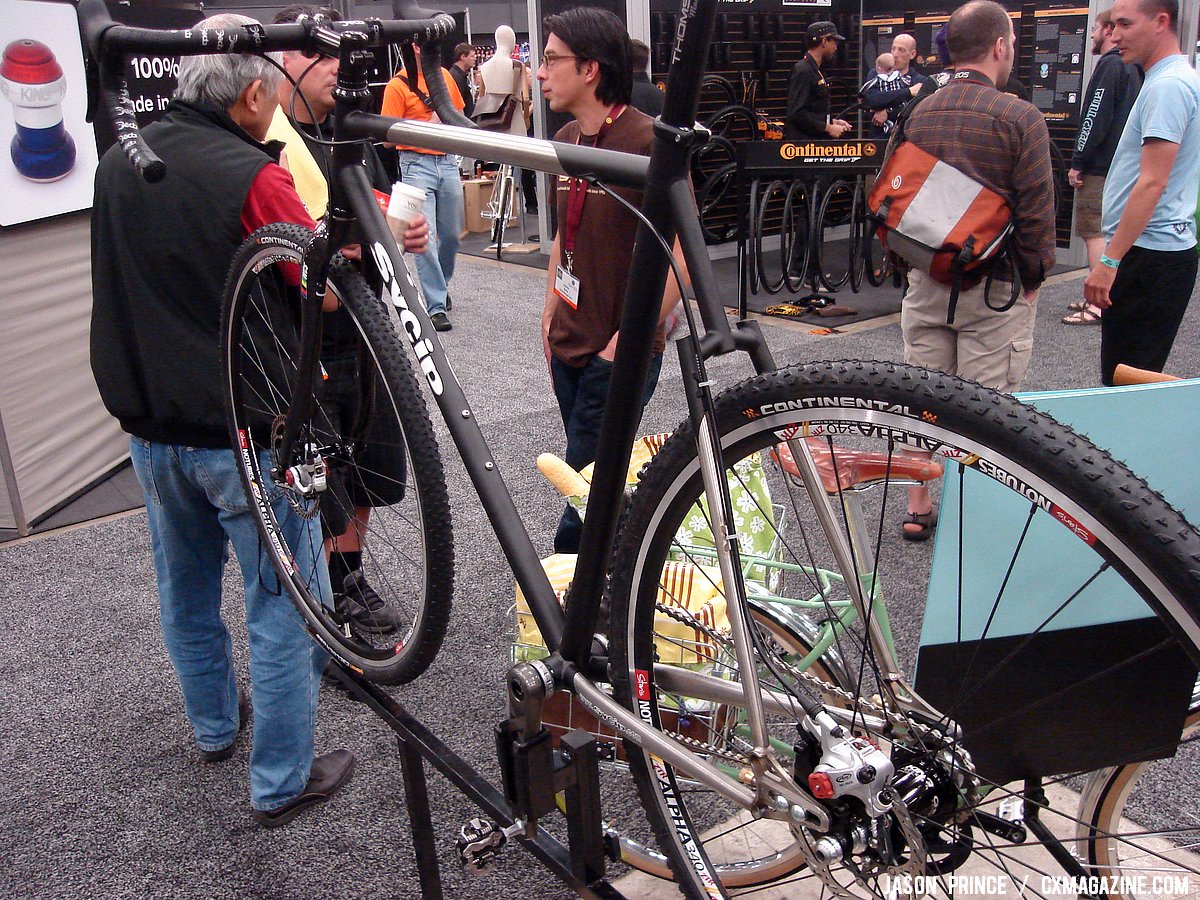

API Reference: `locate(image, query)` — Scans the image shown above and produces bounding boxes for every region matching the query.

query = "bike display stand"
[481,164,531,261]
[326,662,629,900]
[734,139,885,319]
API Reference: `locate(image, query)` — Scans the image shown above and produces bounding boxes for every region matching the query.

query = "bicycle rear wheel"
[608,361,1200,898]
[222,223,454,684]
[608,601,853,885]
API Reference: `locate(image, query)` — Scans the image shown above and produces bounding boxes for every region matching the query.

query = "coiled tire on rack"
[703,104,758,142]
[782,179,812,293]
[608,360,1200,897]
[814,178,856,292]
[697,162,738,245]
[222,223,454,684]
[690,134,736,191]
[753,179,790,295]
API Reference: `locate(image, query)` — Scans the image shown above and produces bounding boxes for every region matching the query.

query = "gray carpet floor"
[2,256,1197,899]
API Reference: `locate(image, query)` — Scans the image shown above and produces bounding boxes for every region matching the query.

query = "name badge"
[554,265,580,309]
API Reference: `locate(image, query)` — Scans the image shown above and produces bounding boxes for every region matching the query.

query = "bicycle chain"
[663,726,752,767]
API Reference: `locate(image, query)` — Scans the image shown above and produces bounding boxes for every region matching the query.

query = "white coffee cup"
[387,181,426,244]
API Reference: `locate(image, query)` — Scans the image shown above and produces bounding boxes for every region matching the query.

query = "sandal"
[1068,299,1089,312]
[1062,306,1101,325]
[901,509,938,542]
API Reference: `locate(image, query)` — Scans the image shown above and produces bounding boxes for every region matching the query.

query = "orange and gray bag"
[867,106,1018,324]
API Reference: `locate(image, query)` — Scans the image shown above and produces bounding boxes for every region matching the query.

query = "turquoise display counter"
[915,379,1199,782]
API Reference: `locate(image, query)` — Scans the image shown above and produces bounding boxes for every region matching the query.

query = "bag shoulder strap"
[399,75,434,111]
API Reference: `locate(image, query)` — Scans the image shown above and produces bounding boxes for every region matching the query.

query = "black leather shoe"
[445,294,452,311]
[431,312,452,332]
[252,749,356,828]
[199,690,251,763]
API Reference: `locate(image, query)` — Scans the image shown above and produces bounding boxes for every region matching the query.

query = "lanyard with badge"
[554,104,626,309]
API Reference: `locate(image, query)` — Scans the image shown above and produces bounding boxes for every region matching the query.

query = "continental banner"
[738,138,886,173]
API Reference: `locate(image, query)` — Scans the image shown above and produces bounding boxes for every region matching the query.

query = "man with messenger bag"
[867,0,1055,541]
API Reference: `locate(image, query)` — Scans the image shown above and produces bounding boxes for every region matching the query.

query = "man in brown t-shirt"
[537,6,688,553]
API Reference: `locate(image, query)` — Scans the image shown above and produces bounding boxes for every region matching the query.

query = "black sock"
[329,551,362,589]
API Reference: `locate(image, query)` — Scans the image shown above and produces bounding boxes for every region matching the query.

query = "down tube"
[339,165,566,650]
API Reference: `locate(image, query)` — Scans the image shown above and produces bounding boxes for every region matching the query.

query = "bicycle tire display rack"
[326,662,629,899]
[734,139,885,319]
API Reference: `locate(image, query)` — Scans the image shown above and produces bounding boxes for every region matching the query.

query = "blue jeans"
[398,151,463,315]
[550,352,663,553]
[129,439,330,812]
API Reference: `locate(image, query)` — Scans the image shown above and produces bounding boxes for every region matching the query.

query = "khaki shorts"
[1073,175,1105,239]
[901,270,1036,394]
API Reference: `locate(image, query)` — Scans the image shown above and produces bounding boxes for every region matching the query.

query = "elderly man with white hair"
[89,12,424,829]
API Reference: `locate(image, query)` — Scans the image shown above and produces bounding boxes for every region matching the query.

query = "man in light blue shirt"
[1084,0,1200,384]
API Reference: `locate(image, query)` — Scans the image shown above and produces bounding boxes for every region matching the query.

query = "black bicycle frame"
[312,0,780,684]
[74,0,779,748]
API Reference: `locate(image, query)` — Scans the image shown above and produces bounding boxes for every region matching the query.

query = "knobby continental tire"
[607,360,1200,898]
[221,223,453,684]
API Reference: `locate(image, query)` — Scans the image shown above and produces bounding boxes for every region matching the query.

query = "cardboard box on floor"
[462,177,493,233]
[462,176,517,234]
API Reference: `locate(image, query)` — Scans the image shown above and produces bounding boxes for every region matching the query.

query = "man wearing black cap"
[785,21,852,141]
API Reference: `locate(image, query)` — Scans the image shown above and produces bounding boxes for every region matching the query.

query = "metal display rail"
[326,663,630,899]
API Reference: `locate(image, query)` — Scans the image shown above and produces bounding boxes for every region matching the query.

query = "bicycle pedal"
[456,817,507,875]
[974,809,1027,843]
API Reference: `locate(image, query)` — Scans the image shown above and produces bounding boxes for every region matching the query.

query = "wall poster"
[1029,4,1089,125]
[912,13,949,71]
[0,0,200,227]
[861,14,904,79]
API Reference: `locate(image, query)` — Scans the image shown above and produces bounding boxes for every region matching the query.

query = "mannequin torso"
[476,25,530,135]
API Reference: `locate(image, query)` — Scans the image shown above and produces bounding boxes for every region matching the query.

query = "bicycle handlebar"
[72,0,467,181]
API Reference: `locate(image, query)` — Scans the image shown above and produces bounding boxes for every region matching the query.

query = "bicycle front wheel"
[222,223,454,684]
[609,361,1200,898]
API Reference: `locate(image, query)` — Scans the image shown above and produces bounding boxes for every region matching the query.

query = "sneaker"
[335,568,403,634]
[199,690,251,762]
[431,312,452,332]
[252,749,356,828]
